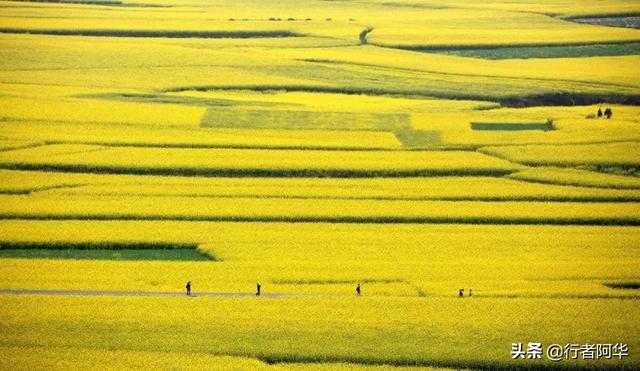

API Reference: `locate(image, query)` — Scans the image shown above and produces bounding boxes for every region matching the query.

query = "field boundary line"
[1,214,639,226]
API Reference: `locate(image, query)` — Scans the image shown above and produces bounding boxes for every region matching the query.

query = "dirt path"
[0,289,302,298]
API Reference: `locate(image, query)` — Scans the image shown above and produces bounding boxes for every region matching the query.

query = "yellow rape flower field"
[0,0,639,370]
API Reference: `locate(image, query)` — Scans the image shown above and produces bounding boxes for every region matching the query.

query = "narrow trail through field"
[0,289,302,298]
[1,289,638,300]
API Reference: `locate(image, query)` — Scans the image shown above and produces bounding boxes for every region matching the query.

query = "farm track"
[1,289,637,300]
[0,289,299,298]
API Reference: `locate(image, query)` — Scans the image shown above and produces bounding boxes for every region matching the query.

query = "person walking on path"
[458,288,464,298]
[256,282,261,296]
[186,281,191,296]
[356,283,361,296]
[469,289,473,298]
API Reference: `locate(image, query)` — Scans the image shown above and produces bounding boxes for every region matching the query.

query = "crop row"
[0,144,517,177]
[2,195,639,225]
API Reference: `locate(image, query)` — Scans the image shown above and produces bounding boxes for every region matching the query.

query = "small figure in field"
[597,107,603,118]
[186,281,191,296]
[356,283,361,296]
[458,288,464,298]
[468,289,473,298]
[604,107,613,119]
[256,282,261,296]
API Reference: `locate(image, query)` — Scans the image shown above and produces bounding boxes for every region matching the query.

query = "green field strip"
[0,163,516,178]
[428,42,640,59]
[0,241,213,261]
[2,213,638,226]
[372,39,640,52]
[604,282,640,290]
[499,92,640,107]
[470,122,553,131]
[565,14,640,29]
[164,84,640,107]
[201,107,411,132]
[393,128,441,148]
[0,248,210,261]
[0,28,299,38]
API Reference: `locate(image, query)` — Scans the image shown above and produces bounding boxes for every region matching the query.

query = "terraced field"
[0,0,639,370]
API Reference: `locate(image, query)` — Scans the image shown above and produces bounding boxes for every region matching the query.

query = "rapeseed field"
[0,0,639,369]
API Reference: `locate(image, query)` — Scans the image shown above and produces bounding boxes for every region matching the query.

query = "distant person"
[597,108,603,118]
[256,283,261,296]
[469,289,473,298]
[356,283,361,296]
[186,281,191,296]
[458,288,464,298]
[604,108,613,119]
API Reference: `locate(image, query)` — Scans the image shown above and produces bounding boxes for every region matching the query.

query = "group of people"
[187,281,472,298]
[597,107,613,119]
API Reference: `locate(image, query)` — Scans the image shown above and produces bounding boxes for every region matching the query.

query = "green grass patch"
[0,249,209,261]
[567,15,640,29]
[201,108,410,132]
[0,242,212,261]
[394,128,441,147]
[435,42,640,59]
[470,121,554,131]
